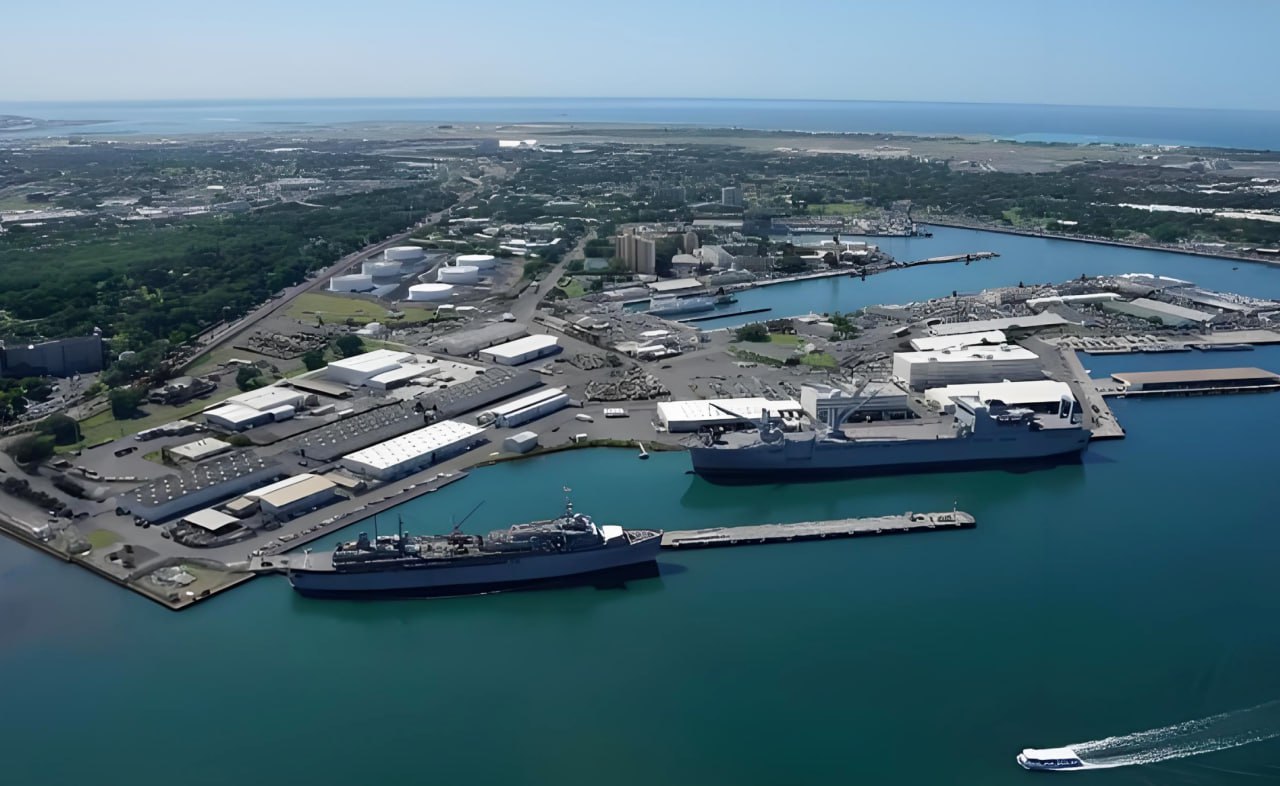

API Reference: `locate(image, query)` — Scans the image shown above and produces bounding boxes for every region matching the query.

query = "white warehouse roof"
[325,349,413,382]
[342,420,485,473]
[648,278,704,293]
[657,398,802,432]
[924,380,1073,410]
[183,508,240,532]
[225,385,306,411]
[204,403,269,428]
[479,334,559,362]
[169,437,232,462]
[909,330,1006,352]
[894,345,1039,366]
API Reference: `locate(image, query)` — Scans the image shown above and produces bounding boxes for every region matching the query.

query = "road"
[186,192,475,365]
[511,230,595,323]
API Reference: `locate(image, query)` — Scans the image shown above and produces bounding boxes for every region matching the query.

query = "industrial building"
[325,349,415,386]
[0,335,105,377]
[892,345,1043,390]
[408,283,454,301]
[909,330,1007,353]
[204,385,308,431]
[479,335,560,366]
[329,274,375,293]
[923,380,1075,414]
[433,323,528,356]
[1110,367,1280,393]
[927,313,1070,336]
[340,420,486,481]
[117,453,283,522]
[439,265,480,285]
[181,508,241,535]
[800,382,910,426]
[456,253,497,270]
[481,388,569,428]
[386,245,425,262]
[1026,292,1121,309]
[656,398,803,433]
[1102,297,1214,327]
[245,474,339,519]
[503,431,539,454]
[168,437,233,462]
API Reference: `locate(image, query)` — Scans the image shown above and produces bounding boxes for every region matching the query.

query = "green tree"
[333,334,365,358]
[108,387,144,419]
[235,366,264,391]
[36,414,80,445]
[6,434,55,464]
[735,323,770,342]
[301,349,327,371]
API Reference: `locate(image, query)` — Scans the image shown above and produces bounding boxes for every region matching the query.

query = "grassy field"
[768,333,803,346]
[85,529,121,549]
[555,277,587,298]
[799,351,838,368]
[285,292,439,326]
[810,202,871,217]
[76,387,239,446]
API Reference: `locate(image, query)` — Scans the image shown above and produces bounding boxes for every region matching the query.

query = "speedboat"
[1017,747,1086,771]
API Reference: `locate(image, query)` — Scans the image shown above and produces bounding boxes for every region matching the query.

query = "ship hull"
[690,429,1089,484]
[290,536,662,599]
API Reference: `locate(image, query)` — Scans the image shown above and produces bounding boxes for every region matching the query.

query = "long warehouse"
[656,398,802,433]
[481,387,569,428]
[340,420,486,481]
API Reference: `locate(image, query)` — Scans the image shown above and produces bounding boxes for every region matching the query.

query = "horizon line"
[1,95,1278,115]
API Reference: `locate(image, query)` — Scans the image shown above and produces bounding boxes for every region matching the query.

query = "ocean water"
[1,97,1279,150]
[2,229,1280,785]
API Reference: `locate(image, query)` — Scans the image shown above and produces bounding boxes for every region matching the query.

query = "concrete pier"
[660,510,974,549]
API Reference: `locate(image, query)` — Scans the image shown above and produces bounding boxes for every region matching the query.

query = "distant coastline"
[1,97,1278,150]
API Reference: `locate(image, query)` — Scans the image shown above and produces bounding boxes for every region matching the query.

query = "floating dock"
[678,307,771,323]
[1100,367,1280,398]
[660,510,974,549]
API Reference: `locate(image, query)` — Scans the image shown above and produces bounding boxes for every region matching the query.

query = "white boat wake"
[1065,700,1280,769]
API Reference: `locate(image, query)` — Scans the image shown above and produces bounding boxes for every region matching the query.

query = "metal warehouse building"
[656,397,803,433]
[924,380,1075,414]
[478,334,561,366]
[892,345,1043,390]
[340,420,486,481]
[481,388,569,428]
[246,474,340,518]
[117,453,283,523]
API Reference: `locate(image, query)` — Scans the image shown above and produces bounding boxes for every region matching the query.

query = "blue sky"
[4,0,1278,110]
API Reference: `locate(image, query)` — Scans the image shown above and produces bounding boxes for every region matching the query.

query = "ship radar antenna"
[563,486,573,514]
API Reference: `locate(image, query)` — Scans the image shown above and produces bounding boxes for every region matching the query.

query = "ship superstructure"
[288,497,662,598]
[688,394,1088,482]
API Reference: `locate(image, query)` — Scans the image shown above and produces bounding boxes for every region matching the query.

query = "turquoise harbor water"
[3,231,1280,785]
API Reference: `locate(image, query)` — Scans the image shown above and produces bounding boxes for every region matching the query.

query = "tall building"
[721,186,743,208]
[682,230,700,253]
[614,233,657,275]
[656,184,687,204]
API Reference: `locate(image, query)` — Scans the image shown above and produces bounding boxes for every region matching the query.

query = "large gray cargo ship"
[688,395,1088,482]
[288,499,662,598]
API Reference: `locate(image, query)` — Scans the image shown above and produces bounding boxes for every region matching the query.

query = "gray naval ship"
[288,496,663,598]
[688,394,1089,483]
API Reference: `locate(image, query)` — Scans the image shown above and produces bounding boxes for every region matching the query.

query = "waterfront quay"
[660,510,974,549]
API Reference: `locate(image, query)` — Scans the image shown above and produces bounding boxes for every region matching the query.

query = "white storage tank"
[438,265,480,284]
[456,253,497,270]
[362,259,402,278]
[408,283,454,302]
[329,274,374,292]
[386,246,426,263]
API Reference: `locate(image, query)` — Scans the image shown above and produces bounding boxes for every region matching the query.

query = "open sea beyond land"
[3,97,1280,150]
[3,233,1280,784]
